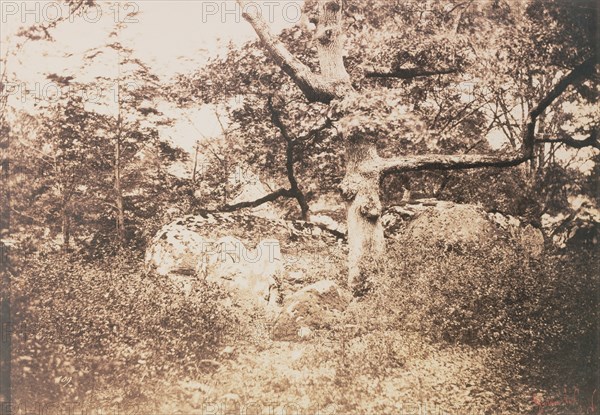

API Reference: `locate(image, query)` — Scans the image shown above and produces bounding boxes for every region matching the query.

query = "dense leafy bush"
[365,236,599,389]
[11,251,239,404]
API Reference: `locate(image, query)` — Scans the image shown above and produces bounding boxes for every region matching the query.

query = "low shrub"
[369,236,598,390]
[11,250,239,404]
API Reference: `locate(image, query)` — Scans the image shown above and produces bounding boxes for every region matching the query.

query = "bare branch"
[9,206,45,226]
[219,187,293,212]
[365,66,458,79]
[521,56,597,153]
[537,130,599,150]
[16,139,55,166]
[380,56,597,177]
[238,0,344,103]
[311,221,347,240]
[267,97,310,219]
[379,153,529,176]
[267,97,293,144]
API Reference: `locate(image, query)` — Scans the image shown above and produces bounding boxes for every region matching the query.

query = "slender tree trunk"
[295,191,310,221]
[537,114,546,174]
[114,53,126,248]
[61,199,70,254]
[0,153,12,407]
[114,134,125,247]
[285,129,310,220]
[191,142,199,184]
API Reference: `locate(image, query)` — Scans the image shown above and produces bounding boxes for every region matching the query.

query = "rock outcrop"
[145,212,346,306]
[146,201,547,313]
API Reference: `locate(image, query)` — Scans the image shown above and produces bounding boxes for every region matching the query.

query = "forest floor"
[112,329,593,415]
[12,232,598,415]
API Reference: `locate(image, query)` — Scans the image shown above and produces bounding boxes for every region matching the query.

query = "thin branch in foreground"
[219,187,293,212]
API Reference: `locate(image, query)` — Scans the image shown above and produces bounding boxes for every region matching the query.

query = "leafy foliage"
[12,251,238,403]
[364,237,599,388]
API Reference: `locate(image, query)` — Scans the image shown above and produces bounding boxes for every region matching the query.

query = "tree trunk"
[286,129,310,221]
[340,138,385,294]
[312,1,385,294]
[115,58,126,248]
[61,200,70,254]
[0,155,12,407]
[314,1,349,83]
[114,135,125,247]
[191,142,199,184]
[295,191,310,221]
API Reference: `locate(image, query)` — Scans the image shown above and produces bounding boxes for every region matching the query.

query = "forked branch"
[380,56,597,177]
[238,0,342,102]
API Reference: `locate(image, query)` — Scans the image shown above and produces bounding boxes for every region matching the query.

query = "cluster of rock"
[146,199,597,342]
[145,212,346,314]
[542,201,599,249]
[271,280,351,340]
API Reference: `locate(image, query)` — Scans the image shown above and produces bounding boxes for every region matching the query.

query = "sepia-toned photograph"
[0,0,598,413]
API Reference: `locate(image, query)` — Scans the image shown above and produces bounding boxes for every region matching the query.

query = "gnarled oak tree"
[236,0,598,294]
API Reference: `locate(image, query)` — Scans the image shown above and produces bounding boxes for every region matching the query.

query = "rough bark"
[313,1,349,83]
[309,2,386,292]
[340,138,385,293]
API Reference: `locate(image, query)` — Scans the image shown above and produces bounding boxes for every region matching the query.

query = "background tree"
[81,30,184,251]
[5,15,187,255]
[14,86,105,253]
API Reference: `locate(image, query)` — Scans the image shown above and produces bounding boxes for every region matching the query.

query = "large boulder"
[384,201,545,259]
[198,236,282,308]
[271,280,351,341]
[145,217,283,308]
[405,204,498,247]
[145,222,207,277]
[145,213,346,307]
